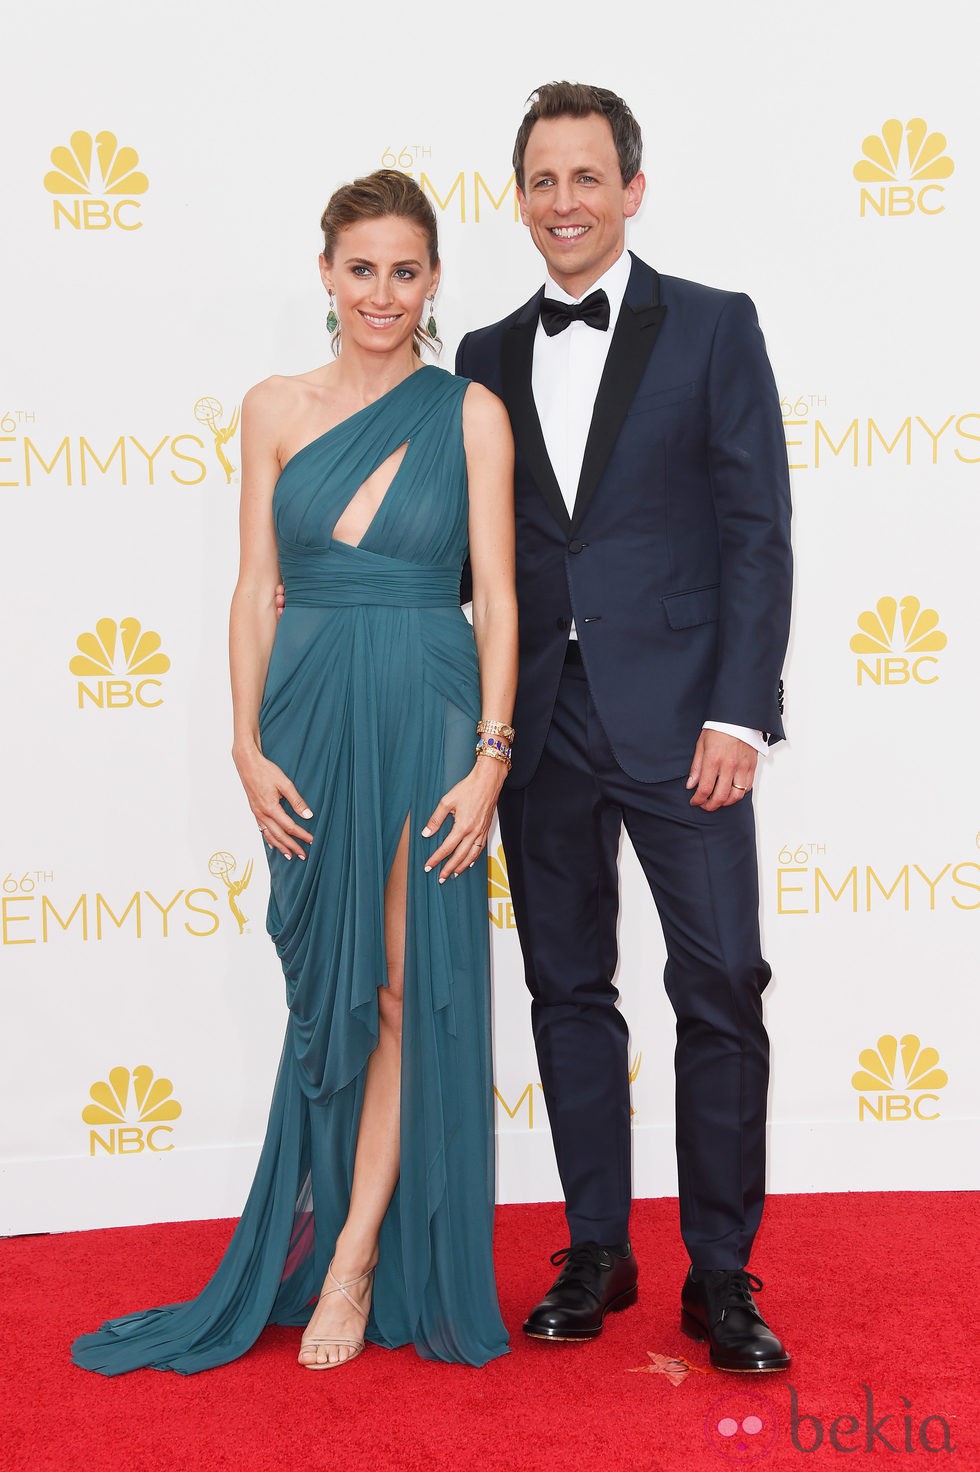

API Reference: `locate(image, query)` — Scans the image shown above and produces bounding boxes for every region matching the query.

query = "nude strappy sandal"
[298,1265,374,1370]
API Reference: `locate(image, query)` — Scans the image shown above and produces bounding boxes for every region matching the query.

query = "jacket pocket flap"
[627,381,697,416]
[662,585,720,629]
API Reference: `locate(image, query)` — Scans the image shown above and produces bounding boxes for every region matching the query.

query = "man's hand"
[686,730,758,811]
[275,584,285,619]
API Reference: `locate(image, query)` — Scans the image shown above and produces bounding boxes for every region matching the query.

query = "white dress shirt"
[531,250,766,755]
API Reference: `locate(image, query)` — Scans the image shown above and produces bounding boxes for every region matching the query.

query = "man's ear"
[624,171,646,220]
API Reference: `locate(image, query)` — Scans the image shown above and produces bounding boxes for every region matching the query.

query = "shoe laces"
[550,1242,612,1282]
[717,1269,764,1321]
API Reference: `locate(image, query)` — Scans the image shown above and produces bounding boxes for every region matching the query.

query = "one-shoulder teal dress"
[72,367,509,1373]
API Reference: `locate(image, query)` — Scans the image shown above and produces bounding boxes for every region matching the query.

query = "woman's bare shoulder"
[461,379,513,442]
[244,364,336,416]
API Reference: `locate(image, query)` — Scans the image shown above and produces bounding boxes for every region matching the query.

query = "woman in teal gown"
[71,170,517,1374]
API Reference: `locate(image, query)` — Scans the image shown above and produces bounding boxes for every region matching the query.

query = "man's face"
[517,112,644,298]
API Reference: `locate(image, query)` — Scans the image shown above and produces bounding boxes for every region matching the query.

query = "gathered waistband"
[279,544,461,609]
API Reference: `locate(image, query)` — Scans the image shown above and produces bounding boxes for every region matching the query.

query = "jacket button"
[568,540,587,555]
[556,617,568,631]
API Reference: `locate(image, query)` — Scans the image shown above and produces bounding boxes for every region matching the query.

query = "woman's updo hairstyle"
[320,169,441,358]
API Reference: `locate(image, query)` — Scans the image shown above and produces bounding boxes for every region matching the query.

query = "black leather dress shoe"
[523,1242,638,1340]
[681,1268,791,1372]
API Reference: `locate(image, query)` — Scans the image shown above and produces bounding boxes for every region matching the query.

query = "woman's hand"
[421,757,508,882]
[234,743,314,860]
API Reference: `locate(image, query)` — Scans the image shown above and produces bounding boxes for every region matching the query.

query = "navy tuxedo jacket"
[457,253,793,787]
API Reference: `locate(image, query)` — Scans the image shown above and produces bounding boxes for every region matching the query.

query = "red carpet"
[1,1193,975,1471]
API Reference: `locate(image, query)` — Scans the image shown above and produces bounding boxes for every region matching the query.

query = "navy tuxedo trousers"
[497,653,771,1268]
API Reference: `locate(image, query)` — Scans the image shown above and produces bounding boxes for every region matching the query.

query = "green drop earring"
[325,292,339,335]
[425,297,438,339]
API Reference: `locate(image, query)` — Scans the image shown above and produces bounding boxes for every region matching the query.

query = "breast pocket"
[626,381,697,417]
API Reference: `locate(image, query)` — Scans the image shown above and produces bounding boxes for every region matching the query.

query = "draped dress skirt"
[72,366,508,1373]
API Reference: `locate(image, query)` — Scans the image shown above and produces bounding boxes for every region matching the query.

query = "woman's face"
[320,215,439,357]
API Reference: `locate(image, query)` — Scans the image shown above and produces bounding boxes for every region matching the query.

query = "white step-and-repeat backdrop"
[2,1,977,1234]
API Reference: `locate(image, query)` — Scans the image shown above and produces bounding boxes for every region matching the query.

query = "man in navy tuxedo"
[456,82,793,1371]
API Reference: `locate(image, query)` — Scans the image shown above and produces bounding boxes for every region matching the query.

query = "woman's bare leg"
[299,820,408,1367]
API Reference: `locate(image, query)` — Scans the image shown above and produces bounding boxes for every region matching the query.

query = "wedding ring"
[732,783,747,791]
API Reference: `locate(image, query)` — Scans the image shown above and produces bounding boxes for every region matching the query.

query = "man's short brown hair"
[513,82,643,192]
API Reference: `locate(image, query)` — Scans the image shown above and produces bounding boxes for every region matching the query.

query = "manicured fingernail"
[424,865,432,873]
[438,876,446,885]
[284,853,291,861]
[301,809,313,819]
[421,826,432,837]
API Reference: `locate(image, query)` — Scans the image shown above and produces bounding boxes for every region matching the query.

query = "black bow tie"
[540,288,610,337]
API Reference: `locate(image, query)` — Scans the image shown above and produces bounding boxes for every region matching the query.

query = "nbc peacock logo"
[852,1034,948,1122]
[83,1064,182,1155]
[488,843,517,930]
[44,130,148,231]
[850,595,947,687]
[70,616,171,710]
[854,118,954,217]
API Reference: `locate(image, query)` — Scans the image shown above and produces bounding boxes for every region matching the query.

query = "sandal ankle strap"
[318,1264,374,1320]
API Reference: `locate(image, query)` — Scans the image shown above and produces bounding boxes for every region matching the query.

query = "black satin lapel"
[571,279,667,531]
[502,307,572,536]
